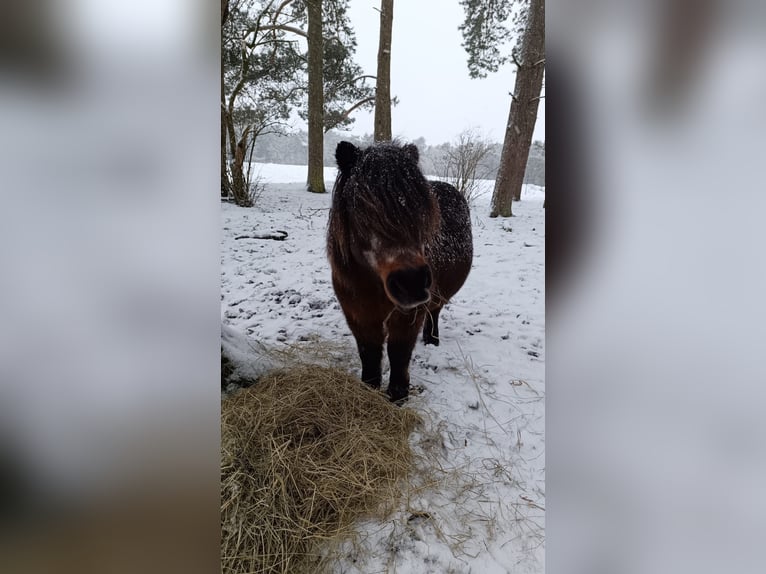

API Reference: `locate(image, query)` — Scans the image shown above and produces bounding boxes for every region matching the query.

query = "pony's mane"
[329,141,438,263]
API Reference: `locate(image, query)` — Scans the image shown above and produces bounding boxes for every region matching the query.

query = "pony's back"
[426,181,473,303]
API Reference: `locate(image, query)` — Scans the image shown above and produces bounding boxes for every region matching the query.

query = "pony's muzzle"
[385,265,432,308]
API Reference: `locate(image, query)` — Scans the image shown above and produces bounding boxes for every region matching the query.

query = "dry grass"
[221,365,421,574]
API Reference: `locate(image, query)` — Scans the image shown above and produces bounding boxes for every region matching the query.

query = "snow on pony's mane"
[329,140,439,260]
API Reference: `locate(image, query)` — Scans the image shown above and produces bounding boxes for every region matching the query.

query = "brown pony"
[327,140,473,402]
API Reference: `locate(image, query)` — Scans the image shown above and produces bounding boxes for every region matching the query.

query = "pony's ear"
[336,141,359,174]
[402,143,420,164]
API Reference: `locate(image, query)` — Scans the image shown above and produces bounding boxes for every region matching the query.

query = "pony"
[327,140,473,402]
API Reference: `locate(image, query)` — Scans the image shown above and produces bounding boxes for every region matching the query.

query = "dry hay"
[221,365,421,574]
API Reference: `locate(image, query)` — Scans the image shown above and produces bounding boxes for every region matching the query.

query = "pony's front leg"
[346,316,385,389]
[386,310,426,402]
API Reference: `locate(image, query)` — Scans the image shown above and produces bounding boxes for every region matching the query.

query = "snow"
[221,163,545,573]
[248,162,339,185]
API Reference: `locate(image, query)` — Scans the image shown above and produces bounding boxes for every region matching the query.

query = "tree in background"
[303,0,377,191]
[222,0,231,198]
[306,0,325,192]
[222,0,305,205]
[460,0,545,217]
[373,0,394,142]
[316,1,377,133]
[440,128,493,204]
[221,0,375,201]
[251,130,544,190]
[524,140,545,187]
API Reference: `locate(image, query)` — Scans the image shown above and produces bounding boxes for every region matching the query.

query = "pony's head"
[331,140,439,309]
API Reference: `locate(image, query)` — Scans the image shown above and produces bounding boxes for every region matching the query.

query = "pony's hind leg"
[423,306,442,346]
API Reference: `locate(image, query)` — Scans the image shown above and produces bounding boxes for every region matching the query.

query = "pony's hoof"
[386,386,409,404]
[423,334,440,346]
[362,376,382,390]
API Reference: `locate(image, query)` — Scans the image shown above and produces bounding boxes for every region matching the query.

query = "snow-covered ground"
[221,163,545,573]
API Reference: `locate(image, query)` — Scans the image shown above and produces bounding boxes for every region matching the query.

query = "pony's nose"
[421,265,432,289]
[385,265,432,308]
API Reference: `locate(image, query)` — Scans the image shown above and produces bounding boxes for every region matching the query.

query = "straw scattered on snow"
[221,365,421,574]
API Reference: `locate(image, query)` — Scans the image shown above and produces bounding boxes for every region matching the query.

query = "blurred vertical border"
[547,1,766,573]
[0,1,221,572]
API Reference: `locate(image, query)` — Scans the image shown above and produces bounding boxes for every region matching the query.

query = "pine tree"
[460,0,545,217]
[221,0,376,200]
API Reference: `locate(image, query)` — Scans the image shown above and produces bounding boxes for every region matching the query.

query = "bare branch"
[228,77,247,117]
[325,74,377,99]
[247,0,278,44]
[271,0,294,23]
[258,24,308,38]
[253,118,291,139]
[343,74,377,86]
[248,33,302,50]
[325,96,376,132]
[238,124,254,147]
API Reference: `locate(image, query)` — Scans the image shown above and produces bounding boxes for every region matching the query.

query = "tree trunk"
[489,0,544,217]
[231,126,254,207]
[221,0,231,198]
[306,0,325,193]
[221,69,231,198]
[374,0,393,142]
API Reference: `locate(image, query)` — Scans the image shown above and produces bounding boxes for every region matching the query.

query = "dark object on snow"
[234,230,288,241]
[327,141,473,402]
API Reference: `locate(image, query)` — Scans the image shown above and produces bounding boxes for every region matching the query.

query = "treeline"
[252,130,545,186]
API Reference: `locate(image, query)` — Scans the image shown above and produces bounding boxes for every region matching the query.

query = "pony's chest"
[332,260,385,296]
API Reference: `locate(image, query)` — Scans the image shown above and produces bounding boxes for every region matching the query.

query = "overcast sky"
[343,0,545,146]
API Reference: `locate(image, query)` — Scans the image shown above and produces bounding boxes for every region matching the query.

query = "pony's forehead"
[361,143,406,156]
[350,161,427,186]
[358,144,417,166]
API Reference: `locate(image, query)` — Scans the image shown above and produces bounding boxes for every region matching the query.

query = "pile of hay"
[221,365,421,574]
